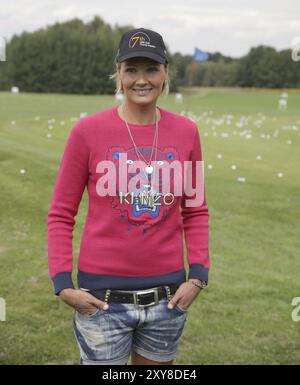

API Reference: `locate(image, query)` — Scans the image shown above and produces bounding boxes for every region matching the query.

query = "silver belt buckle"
[133,288,159,309]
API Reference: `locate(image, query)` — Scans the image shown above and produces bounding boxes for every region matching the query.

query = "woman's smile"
[132,88,153,96]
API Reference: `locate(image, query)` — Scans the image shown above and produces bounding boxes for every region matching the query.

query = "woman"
[47,27,210,365]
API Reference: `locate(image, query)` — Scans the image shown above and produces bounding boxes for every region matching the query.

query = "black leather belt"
[89,284,179,308]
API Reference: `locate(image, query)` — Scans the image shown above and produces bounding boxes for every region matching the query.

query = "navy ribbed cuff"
[52,272,75,296]
[188,264,209,283]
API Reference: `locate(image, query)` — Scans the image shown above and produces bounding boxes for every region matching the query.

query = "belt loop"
[104,289,111,303]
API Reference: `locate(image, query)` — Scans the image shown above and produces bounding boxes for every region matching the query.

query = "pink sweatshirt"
[47,105,210,295]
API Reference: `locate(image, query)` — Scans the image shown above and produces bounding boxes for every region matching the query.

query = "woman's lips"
[132,88,153,96]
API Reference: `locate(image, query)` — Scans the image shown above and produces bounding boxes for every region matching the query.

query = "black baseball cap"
[116,28,168,64]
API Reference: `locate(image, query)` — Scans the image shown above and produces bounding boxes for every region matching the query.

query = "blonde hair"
[109,61,170,97]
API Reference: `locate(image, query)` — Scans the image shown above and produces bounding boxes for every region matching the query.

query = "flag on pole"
[193,47,209,61]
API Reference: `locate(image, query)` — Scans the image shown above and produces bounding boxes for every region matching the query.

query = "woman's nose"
[135,73,148,85]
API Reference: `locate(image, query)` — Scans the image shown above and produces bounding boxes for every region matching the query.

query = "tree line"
[0,16,299,94]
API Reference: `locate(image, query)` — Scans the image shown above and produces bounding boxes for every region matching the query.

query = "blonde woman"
[47,27,210,365]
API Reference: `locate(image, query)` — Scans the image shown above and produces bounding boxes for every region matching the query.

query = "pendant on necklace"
[145,165,153,174]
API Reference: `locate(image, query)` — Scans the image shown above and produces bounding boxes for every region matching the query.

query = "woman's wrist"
[187,279,207,290]
[59,288,76,299]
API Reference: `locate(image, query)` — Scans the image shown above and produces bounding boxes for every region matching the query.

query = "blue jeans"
[73,296,188,365]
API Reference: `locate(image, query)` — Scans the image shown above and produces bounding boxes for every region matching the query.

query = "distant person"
[278,98,287,111]
[47,27,210,365]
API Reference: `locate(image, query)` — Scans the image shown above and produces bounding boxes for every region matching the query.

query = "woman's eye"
[148,68,158,72]
[126,160,133,164]
[126,68,135,72]
[157,161,164,165]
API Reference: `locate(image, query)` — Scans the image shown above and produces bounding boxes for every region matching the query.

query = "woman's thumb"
[93,299,109,310]
[168,298,176,309]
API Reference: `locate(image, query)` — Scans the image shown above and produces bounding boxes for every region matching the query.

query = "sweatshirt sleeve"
[47,119,89,295]
[180,124,210,283]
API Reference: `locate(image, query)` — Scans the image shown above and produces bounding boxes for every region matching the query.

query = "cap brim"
[117,51,167,64]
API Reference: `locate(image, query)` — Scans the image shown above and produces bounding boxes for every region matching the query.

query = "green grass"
[0,88,299,364]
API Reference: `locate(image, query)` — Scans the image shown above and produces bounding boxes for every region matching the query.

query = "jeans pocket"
[174,303,189,314]
[76,308,102,319]
[86,308,101,318]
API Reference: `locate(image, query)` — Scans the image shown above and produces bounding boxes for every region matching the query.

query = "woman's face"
[118,57,168,105]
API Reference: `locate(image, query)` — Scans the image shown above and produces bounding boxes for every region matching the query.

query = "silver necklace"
[121,104,159,185]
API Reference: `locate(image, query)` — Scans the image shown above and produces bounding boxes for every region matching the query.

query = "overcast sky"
[1,0,299,58]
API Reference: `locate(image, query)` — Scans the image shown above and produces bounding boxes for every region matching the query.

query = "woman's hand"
[167,281,202,311]
[59,288,109,315]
